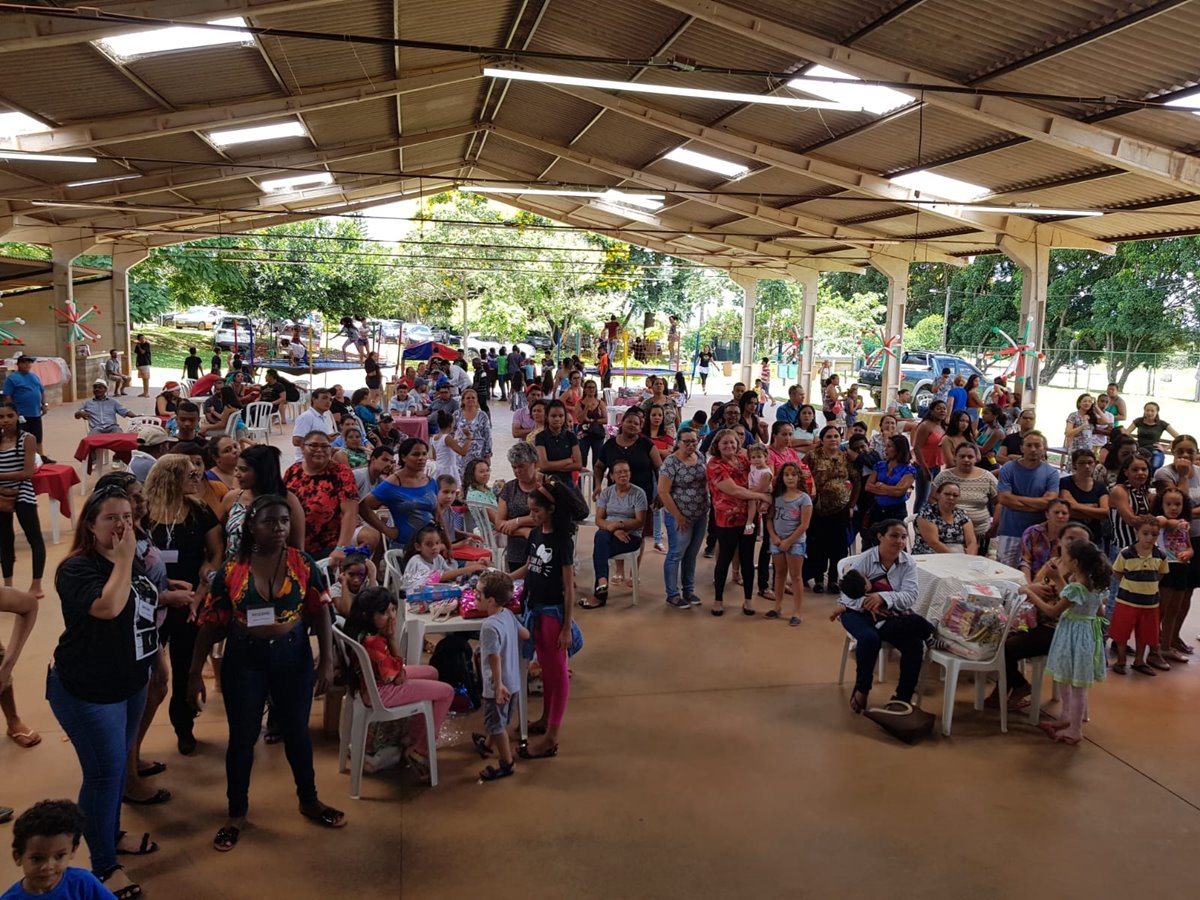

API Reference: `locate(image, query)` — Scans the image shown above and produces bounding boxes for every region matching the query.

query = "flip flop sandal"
[0,807,11,825]
[1174,641,1194,654]
[7,729,41,749]
[1112,663,1127,674]
[471,733,492,758]
[213,826,240,852]
[788,616,802,627]
[1131,663,1156,676]
[711,604,724,617]
[763,610,780,619]
[1148,658,1171,671]
[1164,651,1190,663]
[97,867,142,899]
[742,604,756,616]
[136,761,167,778]
[479,761,515,782]
[117,832,159,857]
[517,742,559,760]
[849,691,868,715]
[579,595,607,610]
[758,590,776,601]
[300,803,347,828]
[122,789,171,806]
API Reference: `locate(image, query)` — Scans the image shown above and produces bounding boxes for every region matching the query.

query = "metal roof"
[3,0,1200,276]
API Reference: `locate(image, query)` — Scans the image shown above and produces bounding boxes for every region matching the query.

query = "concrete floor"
[2,374,1199,899]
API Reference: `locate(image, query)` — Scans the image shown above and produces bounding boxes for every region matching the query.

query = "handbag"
[864,700,935,744]
[0,487,17,514]
[587,420,606,438]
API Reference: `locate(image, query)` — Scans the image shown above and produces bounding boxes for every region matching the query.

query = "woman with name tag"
[49,485,162,899]
[188,494,345,853]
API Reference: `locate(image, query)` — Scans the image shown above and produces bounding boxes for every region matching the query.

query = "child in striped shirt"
[1110,516,1170,676]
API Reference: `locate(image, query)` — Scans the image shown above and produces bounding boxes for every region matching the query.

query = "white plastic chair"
[835,553,889,685]
[223,410,243,438]
[1025,655,1061,725]
[333,626,438,797]
[612,548,640,605]
[179,379,194,398]
[381,548,406,597]
[128,415,161,431]
[241,401,276,444]
[925,589,1025,736]
[465,502,501,558]
[288,391,310,422]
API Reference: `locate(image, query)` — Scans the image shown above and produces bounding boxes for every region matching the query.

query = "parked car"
[173,305,225,330]
[213,315,255,351]
[858,350,986,410]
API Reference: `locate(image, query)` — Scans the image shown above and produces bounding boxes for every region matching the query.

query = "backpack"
[429,632,481,711]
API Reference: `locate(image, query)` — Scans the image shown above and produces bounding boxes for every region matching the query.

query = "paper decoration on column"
[786,325,807,362]
[51,301,102,344]
[989,319,1043,376]
[861,327,900,368]
[0,303,26,345]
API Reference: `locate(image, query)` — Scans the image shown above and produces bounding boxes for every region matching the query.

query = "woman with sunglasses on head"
[143,456,222,758]
[188,495,344,853]
[49,485,162,899]
[0,399,44,600]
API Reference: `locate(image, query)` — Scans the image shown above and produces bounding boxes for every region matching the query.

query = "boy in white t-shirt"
[473,570,529,782]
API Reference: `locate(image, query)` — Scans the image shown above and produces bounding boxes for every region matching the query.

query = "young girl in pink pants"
[347,587,452,780]
[511,478,577,759]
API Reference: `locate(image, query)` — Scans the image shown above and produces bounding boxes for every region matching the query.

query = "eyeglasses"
[303,442,331,450]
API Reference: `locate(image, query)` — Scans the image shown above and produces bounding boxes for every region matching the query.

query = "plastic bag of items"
[934,581,1017,660]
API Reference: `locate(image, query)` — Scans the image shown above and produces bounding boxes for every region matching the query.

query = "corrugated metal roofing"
[3,0,1200,274]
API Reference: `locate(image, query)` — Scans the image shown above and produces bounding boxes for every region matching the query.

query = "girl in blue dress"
[1019,538,1111,745]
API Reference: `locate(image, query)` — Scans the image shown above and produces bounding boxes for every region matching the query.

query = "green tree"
[906,314,945,350]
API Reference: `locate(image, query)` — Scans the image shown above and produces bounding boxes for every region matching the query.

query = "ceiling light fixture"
[663,147,749,178]
[463,185,665,208]
[260,172,334,192]
[0,150,96,164]
[94,17,253,62]
[207,120,307,147]
[0,112,51,139]
[484,67,862,110]
[787,65,912,115]
[1163,89,1200,117]
[958,204,1104,217]
[66,174,141,188]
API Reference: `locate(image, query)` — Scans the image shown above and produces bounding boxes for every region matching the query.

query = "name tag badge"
[245,606,276,628]
[136,597,157,622]
[159,549,179,564]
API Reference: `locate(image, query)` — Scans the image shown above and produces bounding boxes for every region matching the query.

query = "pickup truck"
[858,350,986,410]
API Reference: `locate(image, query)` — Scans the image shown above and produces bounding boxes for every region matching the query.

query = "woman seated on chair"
[462,459,500,528]
[155,382,182,422]
[581,460,647,609]
[911,481,977,555]
[345,587,453,780]
[986,521,1092,711]
[259,369,298,425]
[332,422,371,470]
[835,519,934,714]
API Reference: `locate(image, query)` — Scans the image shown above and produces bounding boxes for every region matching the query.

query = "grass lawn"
[133,325,213,372]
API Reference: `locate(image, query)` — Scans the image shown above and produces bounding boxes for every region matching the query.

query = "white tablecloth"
[912,553,1025,620]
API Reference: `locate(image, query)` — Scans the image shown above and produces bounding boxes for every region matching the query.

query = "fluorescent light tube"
[0,150,96,163]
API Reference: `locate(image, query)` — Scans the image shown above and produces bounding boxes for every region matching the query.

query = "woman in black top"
[49,486,160,898]
[593,408,662,507]
[534,400,582,483]
[1058,448,1110,545]
[363,351,382,406]
[143,456,221,756]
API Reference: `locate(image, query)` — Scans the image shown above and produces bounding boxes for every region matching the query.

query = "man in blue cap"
[1,355,54,463]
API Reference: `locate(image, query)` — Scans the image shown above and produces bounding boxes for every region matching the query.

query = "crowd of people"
[1,340,1199,898]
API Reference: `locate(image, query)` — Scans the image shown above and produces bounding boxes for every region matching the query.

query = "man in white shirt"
[445,359,471,396]
[291,387,337,461]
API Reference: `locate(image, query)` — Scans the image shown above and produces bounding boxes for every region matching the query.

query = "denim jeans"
[1149,448,1166,474]
[47,667,147,877]
[664,510,707,601]
[840,610,933,702]
[221,625,318,819]
[913,465,941,515]
[592,529,641,584]
[653,507,663,544]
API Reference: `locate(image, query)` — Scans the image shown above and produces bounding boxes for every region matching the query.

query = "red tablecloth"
[32,464,81,518]
[74,432,139,472]
[393,416,429,441]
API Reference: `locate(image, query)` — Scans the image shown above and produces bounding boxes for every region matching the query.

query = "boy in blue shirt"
[4,800,113,898]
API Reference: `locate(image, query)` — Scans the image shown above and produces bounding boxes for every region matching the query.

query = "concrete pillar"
[111,245,148,377]
[731,273,757,388]
[868,253,911,410]
[797,268,819,400]
[49,239,102,402]
[998,236,1050,408]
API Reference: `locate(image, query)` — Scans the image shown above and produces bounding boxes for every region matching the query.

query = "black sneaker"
[0,806,12,824]
[665,595,690,609]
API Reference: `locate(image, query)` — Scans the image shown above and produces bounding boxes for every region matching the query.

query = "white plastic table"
[911,553,1025,620]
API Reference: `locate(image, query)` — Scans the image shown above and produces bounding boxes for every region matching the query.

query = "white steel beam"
[540,81,1115,255]
[10,62,482,152]
[651,0,1200,194]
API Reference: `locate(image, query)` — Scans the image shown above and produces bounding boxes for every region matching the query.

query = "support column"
[797,268,819,400]
[111,245,148,377]
[999,236,1049,408]
[868,253,911,410]
[731,273,757,388]
[50,239,101,403]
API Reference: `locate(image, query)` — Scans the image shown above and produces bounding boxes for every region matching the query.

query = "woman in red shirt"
[705,429,772,617]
